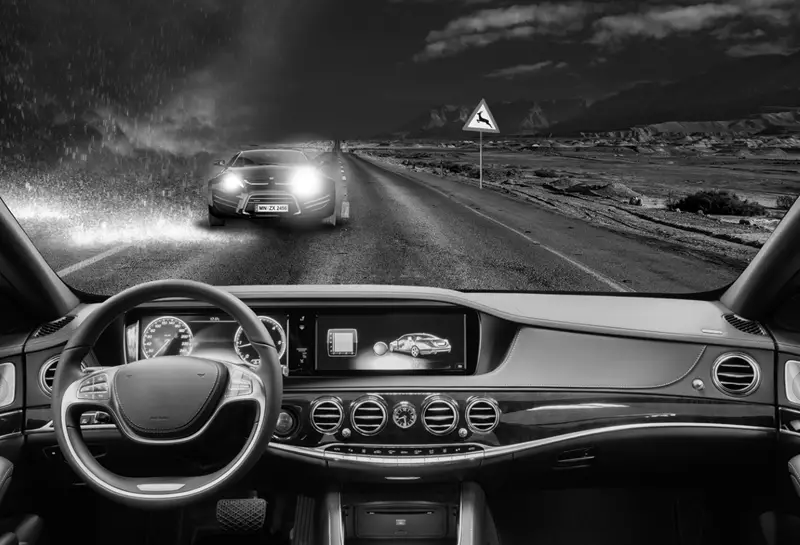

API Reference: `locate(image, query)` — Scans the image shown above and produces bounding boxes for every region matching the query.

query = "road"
[19,152,745,295]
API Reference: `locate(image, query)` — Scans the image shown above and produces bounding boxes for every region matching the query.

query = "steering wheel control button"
[77,374,110,400]
[227,370,253,397]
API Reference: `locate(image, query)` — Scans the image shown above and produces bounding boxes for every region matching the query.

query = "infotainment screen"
[315,313,467,373]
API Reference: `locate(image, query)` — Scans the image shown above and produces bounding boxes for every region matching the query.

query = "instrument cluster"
[127,313,291,366]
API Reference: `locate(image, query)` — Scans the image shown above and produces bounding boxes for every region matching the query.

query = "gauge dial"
[392,401,417,429]
[234,316,287,365]
[141,317,193,359]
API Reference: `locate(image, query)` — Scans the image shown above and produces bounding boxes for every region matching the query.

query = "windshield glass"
[233,150,309,167]
[1,1,798,295]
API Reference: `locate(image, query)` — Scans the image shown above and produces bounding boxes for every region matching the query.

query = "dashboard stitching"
[651,344,707,389]
[113,364,221,434]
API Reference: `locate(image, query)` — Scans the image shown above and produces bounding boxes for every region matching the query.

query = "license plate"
[256,204,289,213]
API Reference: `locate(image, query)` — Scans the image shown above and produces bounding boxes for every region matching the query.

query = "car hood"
[227,165,303,183]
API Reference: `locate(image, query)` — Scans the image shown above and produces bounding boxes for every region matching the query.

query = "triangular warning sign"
[462,99,500,134]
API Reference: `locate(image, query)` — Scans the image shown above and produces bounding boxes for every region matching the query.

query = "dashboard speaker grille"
[350,397,387,436]
[466,398,500,433]
[723,314,767,336]
[712,353,760,397]
[33,315,75,338]
[310,397,343,435]
[422,396,458,436]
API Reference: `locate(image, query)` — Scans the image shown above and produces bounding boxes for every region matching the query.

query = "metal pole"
[479,130,483,190]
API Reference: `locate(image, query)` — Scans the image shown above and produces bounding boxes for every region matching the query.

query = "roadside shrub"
[533,169,557,177]
[777,194,797,210]
[667,190,765,216]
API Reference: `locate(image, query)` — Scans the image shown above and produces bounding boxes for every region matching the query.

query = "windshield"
[232,150,309,167]
[1,1,798,296]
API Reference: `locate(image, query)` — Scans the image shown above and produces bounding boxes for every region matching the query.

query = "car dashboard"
[14,285,791,484]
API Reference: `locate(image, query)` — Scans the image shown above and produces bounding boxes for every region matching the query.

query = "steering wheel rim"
[52,279,283,509]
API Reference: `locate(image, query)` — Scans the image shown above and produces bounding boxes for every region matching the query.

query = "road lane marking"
[362,158,632,293]
[57,244,131,277]
[342,176,347,181]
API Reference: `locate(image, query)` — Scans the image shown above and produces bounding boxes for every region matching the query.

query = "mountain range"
[387,52,800,139]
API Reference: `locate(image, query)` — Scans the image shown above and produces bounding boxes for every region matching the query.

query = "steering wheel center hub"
[113,357,229,439]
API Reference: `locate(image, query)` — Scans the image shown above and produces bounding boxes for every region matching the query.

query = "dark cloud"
[3,0,799,146]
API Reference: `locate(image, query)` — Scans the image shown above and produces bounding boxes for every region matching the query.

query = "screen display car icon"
[388,333,451,358]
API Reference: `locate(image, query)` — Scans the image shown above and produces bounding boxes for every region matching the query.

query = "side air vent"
[466,397,500,433]
[310,397,344,434]
[39,356,87,397]
[350,396,387,436]
[712,353,761,397]
[724,314,767,336]
[422,395,459,436]
[32,316,75,338]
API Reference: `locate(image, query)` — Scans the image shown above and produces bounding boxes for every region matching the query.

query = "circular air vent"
[310,397,344,434]
[350,396,387,436]
[39,356,87,397]
[422,395,459,436]
[712,353,761,396]
[466,397,500,433]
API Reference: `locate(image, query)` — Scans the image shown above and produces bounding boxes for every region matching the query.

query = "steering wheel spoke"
[62,367,118,419]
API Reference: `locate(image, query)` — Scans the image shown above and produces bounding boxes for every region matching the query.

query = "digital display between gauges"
[141,317,194,358]
[234,316,287,365]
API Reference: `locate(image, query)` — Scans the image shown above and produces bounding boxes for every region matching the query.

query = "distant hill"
[550,52,800,136]
[386,99,587,139]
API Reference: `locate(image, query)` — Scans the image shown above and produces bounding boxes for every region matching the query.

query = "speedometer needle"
[154,337,176,357]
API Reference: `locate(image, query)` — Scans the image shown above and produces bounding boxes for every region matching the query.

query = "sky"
[5,0,800,147]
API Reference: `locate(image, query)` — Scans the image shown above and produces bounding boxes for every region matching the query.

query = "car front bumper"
[210,188,335,219]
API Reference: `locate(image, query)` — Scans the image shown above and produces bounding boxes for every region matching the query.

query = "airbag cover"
[113,357,228,439]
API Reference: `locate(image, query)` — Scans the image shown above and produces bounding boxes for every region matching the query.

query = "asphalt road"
[20,152,745,295]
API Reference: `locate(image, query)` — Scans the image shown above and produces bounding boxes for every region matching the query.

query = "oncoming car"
[206,148,341,227]
[388,333,451,358]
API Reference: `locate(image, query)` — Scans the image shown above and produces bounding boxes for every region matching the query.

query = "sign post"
[462,98,500,189]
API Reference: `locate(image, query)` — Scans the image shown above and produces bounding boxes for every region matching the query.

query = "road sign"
[462,99,500,134]
[462,99,500,189]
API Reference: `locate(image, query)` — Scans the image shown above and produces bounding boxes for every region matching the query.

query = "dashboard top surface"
[18,284,772,356]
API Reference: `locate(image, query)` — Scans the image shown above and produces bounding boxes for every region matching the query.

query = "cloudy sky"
[9,0,800,145]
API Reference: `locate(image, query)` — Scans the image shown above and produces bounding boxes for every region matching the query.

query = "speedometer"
[234,316,286,365]
[141,317,193,359]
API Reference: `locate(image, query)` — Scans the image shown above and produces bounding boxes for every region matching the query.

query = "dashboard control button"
[329,446,344,453]
[275,411,296,437]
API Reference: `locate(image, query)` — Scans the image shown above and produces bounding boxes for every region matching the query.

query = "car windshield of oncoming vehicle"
[233,151,309,167]
[1,1,798,296]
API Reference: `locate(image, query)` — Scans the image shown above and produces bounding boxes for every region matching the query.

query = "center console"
[320,483,493,545]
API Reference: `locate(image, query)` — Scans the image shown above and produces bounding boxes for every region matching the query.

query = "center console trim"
[267,421,773,466]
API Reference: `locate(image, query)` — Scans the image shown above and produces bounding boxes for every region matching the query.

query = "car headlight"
[220,173,244,193]
[290,166,322,197]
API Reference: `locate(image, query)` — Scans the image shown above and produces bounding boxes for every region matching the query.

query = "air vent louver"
[712,353,760,396]
[350,396,387,436]
[310,397,343,434]
[33,316,75,338]
[723,314,767,336]
[39,356,87,397]
[466,397,500,433]
[422,396,458,436]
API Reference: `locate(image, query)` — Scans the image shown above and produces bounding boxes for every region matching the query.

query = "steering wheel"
[52,280,283,509]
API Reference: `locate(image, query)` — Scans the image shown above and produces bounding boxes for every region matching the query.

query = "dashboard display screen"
[315,313,467,373]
